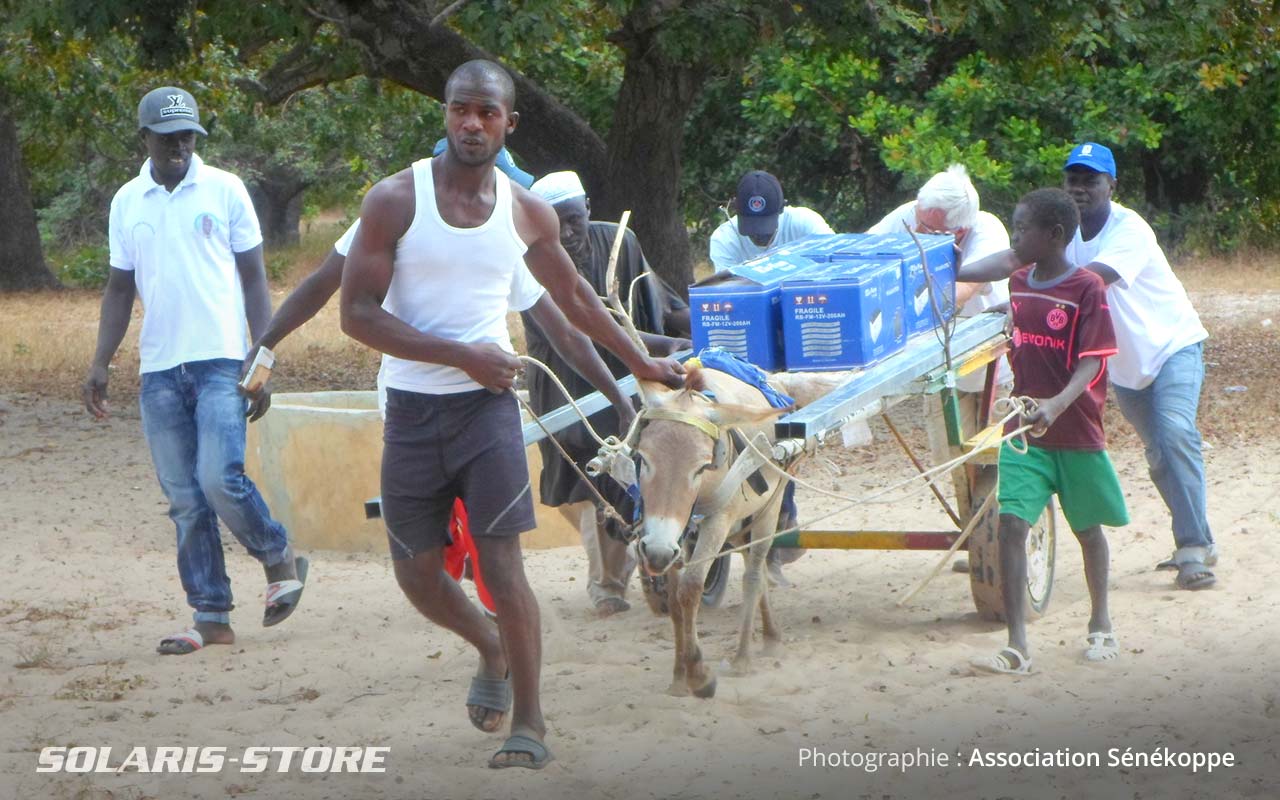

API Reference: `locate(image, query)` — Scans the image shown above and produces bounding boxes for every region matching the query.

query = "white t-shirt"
[709,206,833,269]
[1065,201,1207,390]
[109,154,264,373]
[868,201,1012,389]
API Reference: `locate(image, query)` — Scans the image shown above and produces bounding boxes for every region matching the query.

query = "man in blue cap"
[1061,142,1215,590]
[960,143,1216,591]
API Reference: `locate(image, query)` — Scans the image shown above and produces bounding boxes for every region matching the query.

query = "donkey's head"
[632,366,788,575]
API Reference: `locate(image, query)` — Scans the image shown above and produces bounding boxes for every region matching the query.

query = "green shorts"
[998,443,1129,532]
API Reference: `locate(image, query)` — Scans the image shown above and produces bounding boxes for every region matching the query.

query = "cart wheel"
[701,545,733,609]
[967,468,1057,621]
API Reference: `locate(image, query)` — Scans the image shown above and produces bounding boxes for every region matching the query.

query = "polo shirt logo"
[194,213,222,238]
[747,195,767,213]
[1046,307,1069,330]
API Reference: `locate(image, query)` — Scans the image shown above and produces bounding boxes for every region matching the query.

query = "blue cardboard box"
[769,233,874,263]
[829,233,957,335]
[779,258,906,371]
[689,253,821,370]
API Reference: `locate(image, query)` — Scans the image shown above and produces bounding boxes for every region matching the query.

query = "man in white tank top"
[341,60,683,770]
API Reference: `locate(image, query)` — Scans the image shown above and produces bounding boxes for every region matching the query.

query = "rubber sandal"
[971,646,1032,675]
[1175,561,1216,591]
[157,627,204,656]
[488,734,554,770]
[1084,631,1120,662]
[263,556,309,627]
[466,672,511,733]
[1156,546,1218,571]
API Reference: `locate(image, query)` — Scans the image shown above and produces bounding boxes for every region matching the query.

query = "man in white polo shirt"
[83,86,307,656]
[1062,142,1215,590]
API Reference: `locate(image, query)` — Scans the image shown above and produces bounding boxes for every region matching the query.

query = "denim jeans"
[1112,342,1214,563]
[140,359,289,624]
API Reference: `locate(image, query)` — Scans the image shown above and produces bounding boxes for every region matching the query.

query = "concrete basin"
[245,391,579,552]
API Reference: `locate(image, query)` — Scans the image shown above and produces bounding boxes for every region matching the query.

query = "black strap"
[729,429,771,496]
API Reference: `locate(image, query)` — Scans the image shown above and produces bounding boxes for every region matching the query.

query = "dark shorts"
[381,387,536,560]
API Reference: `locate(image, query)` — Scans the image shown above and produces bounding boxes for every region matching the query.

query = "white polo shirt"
[1065,201,1207,390]
[109,154,263,374]
[709,206,833,269]
[868,201,1012,389]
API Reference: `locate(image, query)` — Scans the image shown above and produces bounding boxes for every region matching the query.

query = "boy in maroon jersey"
[959,188,1129,674]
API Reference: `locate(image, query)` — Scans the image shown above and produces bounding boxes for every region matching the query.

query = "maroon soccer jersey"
[1005,265,1118,450]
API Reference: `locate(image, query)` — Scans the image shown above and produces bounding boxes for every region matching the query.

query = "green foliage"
[4,9,441,254]
[684,0,1280,255]
[6,0,1280,267]
[51,242,110,288]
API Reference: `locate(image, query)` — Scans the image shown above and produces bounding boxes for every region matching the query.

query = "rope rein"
[672,395,1040,573]
[519,349,1042,575]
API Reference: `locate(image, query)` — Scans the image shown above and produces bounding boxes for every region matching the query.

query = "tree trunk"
[322,1,711,293]
[0,92,60,291]
[326,0,609,180]
[248,173,308,248]
[595,39,705,296]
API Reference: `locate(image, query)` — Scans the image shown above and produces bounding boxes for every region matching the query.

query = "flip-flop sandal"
[263,556,309,627]
[1156,547,1218,571]
[971,646,1032,675]
[1084,631,1120,662]
[157,627,204,656]
[466,672,511,733]
[488,734,554,770]
[1175,561,1216,591]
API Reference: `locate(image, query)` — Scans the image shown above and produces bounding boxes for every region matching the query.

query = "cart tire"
[968,468,1057,621]
[701,546,733,609]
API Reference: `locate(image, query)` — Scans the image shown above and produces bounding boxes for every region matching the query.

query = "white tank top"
[381,157,530,394]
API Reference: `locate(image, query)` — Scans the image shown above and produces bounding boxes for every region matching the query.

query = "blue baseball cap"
[432,138,535,187]
[1064,142,1116,178]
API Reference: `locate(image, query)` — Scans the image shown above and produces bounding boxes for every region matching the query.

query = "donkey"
[634,364,847,698]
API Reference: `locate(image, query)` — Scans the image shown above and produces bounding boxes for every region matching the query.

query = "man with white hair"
[868,164,1012,325]
[869,165,1013,573]
[526,171,690,616]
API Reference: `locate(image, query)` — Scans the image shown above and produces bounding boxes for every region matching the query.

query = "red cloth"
[1006,265,1118,450]
[443,499,495,614]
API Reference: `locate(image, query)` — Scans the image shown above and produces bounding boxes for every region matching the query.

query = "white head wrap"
[530,170,586,206]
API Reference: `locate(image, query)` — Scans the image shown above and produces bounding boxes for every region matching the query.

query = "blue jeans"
[140,359,289,624]
[1112,342,1214,563]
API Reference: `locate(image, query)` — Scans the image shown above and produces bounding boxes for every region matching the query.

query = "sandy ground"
[1,376,1278,800]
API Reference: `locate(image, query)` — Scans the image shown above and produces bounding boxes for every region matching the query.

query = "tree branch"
[430,0,474,28]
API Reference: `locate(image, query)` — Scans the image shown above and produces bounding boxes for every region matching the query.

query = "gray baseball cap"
[137,86,208,136]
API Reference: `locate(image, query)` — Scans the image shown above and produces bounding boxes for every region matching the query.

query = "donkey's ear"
[639,380,675,409]
[706,402,794,428]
